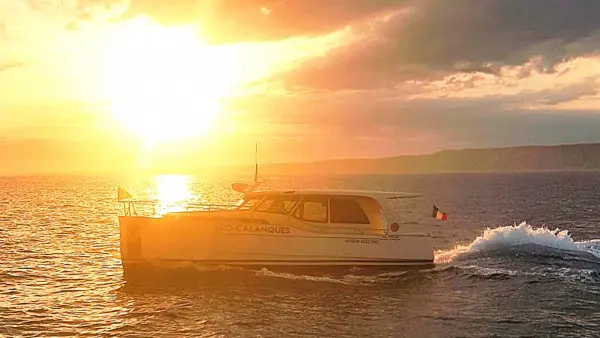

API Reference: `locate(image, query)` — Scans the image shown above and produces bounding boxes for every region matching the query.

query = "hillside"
[259,143,600,175]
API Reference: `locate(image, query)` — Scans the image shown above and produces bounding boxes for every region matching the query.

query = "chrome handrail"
[119,200,241,216]
[184,203,240,212]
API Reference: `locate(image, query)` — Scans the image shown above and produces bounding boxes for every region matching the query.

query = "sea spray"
[434,222,600,264]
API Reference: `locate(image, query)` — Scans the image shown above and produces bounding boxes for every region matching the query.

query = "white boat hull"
[119,214,434,273]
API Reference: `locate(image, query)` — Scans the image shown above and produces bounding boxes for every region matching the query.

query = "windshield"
[236,197,263,210]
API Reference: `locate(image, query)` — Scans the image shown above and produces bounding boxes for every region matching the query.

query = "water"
[2,172,600,337]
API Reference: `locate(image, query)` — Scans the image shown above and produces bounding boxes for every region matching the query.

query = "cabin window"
[237,197,262,210]
[256,196,299,214]
[293,198,328,223]
[330,198,370,224]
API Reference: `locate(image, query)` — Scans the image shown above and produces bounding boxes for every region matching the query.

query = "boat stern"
[118,216,152,268]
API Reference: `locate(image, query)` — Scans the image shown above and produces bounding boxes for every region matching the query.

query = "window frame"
[290,196,329,223]
[255,195,301,215]
[329,197,371,225]
[236,196,266,211]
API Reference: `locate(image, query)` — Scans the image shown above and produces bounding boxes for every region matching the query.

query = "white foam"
[434,222,600,264]
[555,267,600,284]
[192,264,247,272]
[254,268,407,286]
[455,265,522,278]
[255,268,351,285]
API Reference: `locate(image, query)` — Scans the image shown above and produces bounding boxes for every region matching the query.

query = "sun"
[100,17,239,146]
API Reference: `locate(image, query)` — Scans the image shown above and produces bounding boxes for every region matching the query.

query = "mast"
[253,141,259,185]
[231,141,260,193]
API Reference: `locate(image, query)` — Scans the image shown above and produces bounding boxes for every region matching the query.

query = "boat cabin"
[237,190,422,232]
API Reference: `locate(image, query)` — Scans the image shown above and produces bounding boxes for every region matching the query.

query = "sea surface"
[2,172,600,337]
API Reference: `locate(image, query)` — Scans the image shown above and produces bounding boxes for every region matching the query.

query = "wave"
[434,262,600,284]
[254,268,409,286]
[434,222,600,264]
[148,222,600,286]
[446,265,523,279]
[255,268,352,284]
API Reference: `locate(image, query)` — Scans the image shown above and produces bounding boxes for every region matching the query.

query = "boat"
[117,149,435,275]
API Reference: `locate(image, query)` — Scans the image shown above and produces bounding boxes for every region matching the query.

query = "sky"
[2,0,600,174]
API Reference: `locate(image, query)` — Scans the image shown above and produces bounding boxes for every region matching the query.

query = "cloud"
[117,0,408,43]
[395,0,600,67]
[13,0,600,86]
[229,88,600,158]
[279,0,600,90]
[1,0,127,37]
[32,0,600,92]
[57,0,409,41]
[0,0,73,40]
[74,0,129,20]
[4,0,600,164]
[0,21,7,39]
[0,62,28,72]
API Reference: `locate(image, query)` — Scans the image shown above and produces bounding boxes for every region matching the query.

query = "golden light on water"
[153,174,194,214]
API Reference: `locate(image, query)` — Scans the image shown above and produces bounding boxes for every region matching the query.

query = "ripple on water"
[3,174,600,337]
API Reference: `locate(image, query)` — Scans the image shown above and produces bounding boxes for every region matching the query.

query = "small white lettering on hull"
[345,238,380,245]
[215,223,291,234]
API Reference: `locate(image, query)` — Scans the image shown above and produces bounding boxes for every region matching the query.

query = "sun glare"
[153,174,194,214]
[100,17,239,146]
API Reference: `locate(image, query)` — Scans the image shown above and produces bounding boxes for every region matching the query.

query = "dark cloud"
[113,0,600,53]
[233,91,600,157]
[119,0,407,43]
[394,0,600,67]
[533,83,598,106]
[283,0,600,89]
[71,1,600,90]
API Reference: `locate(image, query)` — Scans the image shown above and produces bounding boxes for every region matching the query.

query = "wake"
[179,223,600,286]
[435,222,600,264]
[254,268,409,286]
[252,222,600,285]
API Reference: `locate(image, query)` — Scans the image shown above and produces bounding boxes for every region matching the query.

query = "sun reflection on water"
[152,175,195,214]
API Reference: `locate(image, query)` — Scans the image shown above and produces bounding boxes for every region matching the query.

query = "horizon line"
[2,141,600,177]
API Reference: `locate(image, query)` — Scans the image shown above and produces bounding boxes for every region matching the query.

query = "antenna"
[254,140,259,184]
[231,141,261,194]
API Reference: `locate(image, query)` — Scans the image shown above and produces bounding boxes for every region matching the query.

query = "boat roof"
[245,189,422,200]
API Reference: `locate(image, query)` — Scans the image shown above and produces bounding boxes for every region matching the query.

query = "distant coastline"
[256,142,600,175]
[4,142,600,176]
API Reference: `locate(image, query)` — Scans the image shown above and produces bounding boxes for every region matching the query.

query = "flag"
[118,187,133,201]
[432,204,448,221]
